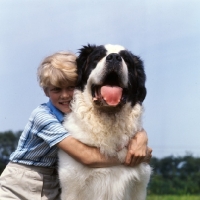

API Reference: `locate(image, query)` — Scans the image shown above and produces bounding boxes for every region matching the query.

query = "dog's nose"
[106,53,122,62]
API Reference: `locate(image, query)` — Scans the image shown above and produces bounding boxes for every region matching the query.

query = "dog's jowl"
[58,44,151,200]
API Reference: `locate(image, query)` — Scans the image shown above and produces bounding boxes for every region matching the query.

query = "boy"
[0,51,152,200]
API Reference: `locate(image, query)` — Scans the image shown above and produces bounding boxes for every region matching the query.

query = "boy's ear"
[76,44,96,90]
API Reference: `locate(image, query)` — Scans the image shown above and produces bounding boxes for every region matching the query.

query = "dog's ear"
[121,50,147,105]
[133,56,147,104]
[76,44,96,90]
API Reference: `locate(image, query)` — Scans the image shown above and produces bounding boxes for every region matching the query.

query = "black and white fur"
[58,44,151,200]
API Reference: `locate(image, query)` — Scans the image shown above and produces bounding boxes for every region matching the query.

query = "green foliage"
[0,130,20,157]
[147,195,200,200]
[148,156,200,195]
[0,130,21,174]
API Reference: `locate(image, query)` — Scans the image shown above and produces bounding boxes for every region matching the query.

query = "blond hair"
[37,52,78,89]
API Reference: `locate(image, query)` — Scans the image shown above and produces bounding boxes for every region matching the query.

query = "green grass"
[147,195,200,200]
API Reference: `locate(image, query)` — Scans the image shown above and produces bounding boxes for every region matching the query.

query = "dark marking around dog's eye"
[85,46,107,72]
[76,45,107,91]
[90,46,106,61]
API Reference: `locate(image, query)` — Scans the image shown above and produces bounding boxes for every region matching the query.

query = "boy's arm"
[57,136,120,168]
[57,130,152,168]
[124,129,152,166]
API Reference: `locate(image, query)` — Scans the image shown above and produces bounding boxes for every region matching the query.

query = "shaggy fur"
[58,44,151,200]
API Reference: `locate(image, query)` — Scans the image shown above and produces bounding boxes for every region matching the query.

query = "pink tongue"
[101,86,122,106]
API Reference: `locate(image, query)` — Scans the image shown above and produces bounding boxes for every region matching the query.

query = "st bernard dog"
[58,44,151,200]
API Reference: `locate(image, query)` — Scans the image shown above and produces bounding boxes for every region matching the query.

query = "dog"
[58,44,151,200]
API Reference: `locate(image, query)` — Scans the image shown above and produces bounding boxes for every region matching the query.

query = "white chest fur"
[58,90,151,200]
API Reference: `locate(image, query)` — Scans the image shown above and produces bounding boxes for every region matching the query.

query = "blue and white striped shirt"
[10,101,69,167]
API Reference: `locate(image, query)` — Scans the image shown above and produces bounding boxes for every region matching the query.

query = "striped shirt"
[9,100,69,167]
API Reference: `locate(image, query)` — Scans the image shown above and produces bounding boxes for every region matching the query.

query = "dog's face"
[76,44,146,112]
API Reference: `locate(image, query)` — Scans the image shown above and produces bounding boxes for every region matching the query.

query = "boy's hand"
[124,129,152,166]
[143,147,152,164]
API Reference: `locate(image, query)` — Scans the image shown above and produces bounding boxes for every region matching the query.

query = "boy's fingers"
[131,156,141,166]
[125,150,134,165]
[147,147,153,158]
[147,147,152,154]
[125,152,143,166]
[144,147,153,163]
[125,147,153,166]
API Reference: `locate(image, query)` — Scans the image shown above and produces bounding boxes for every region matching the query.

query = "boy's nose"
[61,90,70,98]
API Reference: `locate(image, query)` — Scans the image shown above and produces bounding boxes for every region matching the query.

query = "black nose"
[106,53,122,62]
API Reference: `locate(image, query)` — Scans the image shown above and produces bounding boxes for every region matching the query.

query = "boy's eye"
[67,86,75,91]
[51,87,61,92]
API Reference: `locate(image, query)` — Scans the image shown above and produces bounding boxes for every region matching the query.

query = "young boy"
[0,51,152,200]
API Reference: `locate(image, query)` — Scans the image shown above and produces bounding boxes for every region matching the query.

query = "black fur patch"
[76,44,146,106]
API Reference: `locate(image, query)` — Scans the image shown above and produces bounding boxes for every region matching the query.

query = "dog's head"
[76,44,146,112]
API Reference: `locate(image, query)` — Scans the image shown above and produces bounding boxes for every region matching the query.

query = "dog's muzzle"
[91,53,128,110]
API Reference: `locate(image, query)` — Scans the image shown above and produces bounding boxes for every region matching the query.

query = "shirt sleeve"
[32,108,70,147]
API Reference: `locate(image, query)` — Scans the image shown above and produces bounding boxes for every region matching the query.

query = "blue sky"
[0,0,200,158]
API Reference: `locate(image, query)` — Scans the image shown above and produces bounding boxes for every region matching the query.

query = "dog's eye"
[91,49,105,62]
[120,51,135,67]
[93,54,102,62]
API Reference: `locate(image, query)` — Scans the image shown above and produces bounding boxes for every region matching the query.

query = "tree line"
[148,155,200,195]
[0,130,21,173]
[0,131,200,195]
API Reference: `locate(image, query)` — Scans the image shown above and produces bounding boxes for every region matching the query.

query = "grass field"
[147,195,200,200]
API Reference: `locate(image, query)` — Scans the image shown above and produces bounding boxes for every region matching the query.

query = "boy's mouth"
[59,101,70,105]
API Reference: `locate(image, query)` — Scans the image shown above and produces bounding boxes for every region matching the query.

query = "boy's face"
[44,84,75,114]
